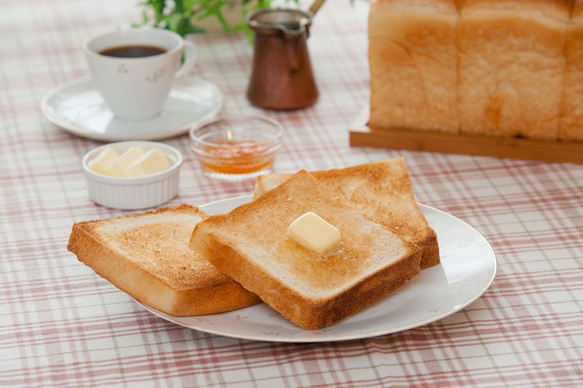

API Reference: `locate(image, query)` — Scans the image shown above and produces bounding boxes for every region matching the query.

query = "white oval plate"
[139,195,497,343]
[41,76,224,141]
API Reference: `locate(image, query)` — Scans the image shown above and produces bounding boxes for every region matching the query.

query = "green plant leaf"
[136,0,281,36]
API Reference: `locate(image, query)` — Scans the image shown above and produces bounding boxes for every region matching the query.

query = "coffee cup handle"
[175,41,196,82]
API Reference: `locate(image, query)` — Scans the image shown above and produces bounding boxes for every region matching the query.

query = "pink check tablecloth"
[1,0,582,387]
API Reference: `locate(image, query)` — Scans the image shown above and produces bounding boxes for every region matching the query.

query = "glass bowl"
[190,115,283,182]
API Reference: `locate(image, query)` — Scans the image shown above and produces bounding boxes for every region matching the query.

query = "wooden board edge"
[349,107,583,164]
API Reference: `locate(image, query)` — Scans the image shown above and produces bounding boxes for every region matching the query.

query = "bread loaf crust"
[458,0,570,139]
[369,0,459,133]
[191,170,422,330]
[369,0,583,141]
[67,204,261,316]
[560,0,583,141]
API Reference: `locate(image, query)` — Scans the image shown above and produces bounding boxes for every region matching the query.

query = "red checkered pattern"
[1,0,582,387]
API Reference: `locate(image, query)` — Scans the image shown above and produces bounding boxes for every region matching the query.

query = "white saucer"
[41,76,225,141]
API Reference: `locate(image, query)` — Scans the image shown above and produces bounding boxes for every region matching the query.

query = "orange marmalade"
[202,140,274,174]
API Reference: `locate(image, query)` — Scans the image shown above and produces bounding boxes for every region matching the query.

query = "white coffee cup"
[83,28,196,120]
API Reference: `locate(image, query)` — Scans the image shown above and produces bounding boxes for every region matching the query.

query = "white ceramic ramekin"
[82,141,183,210]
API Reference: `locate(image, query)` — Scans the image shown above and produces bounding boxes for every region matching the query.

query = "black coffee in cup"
[84,28,195,120]
[99,45,166,58]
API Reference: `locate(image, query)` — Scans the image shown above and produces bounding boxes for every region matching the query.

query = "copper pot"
[246,9,319,110]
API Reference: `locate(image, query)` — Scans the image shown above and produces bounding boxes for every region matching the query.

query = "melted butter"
[278,239,363,289]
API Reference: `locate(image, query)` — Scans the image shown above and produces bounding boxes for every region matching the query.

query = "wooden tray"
[349,106,583,164]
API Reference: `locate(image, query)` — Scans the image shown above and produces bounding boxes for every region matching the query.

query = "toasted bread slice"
[67,204,261,316]
[253,157,439,268]
[190,170,422,330]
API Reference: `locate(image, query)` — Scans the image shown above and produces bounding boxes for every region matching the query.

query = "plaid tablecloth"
[1,0,582,387]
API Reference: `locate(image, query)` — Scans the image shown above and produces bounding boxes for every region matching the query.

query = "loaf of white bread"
[369,0,583,141]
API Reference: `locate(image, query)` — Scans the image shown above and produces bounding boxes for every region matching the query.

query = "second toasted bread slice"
[190,170,422,330]
[67,204,261,316]
[254,157,439,268]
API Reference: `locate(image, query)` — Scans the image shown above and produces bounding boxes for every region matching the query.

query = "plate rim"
[40,76,225,141]
[138,195,497,343]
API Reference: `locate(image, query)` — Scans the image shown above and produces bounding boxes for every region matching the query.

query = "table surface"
[2,1,582,387]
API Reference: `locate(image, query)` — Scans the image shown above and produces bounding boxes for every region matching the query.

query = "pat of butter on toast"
[288,212,341,254]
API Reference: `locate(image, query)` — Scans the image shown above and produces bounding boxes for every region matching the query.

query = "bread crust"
[191,170,422,330]
[458,0,570,139]
[369,0,581,141]
[559,0,583,141]
[255,158,440,268]
[369,0,459,133]
[67,204,261,316]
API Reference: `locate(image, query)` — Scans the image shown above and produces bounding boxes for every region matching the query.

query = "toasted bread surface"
[67,204,260,316]
[191,170,422,330]
[254,158,439,268]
